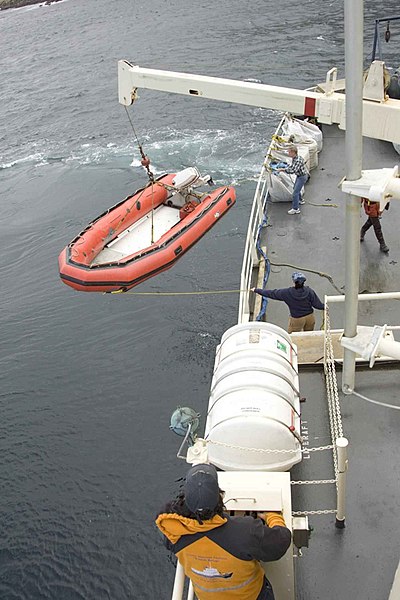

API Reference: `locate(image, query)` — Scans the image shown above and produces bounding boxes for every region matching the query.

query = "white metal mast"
[341,0,364,393]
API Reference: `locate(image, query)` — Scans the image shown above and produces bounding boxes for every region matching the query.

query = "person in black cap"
[251,272,324,334]
[155,463,291,600]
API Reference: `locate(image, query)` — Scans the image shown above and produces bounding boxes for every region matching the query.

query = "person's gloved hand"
[258,511,287,528]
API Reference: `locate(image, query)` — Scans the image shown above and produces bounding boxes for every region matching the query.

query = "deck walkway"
[248,125,400,599]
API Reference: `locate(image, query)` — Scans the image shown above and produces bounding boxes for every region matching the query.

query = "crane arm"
[118,60,400,144]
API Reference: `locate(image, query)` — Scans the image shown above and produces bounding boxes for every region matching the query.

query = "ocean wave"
[0,0,69,13]
[0,122,273,185]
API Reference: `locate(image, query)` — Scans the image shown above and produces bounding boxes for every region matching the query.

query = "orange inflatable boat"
[58,169,236,293]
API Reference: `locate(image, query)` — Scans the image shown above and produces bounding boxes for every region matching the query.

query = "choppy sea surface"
[0,0,397,598]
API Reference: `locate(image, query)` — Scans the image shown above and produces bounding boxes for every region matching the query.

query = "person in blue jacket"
[251,272,324,334]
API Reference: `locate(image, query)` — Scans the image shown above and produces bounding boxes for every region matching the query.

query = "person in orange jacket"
[156,463,291,599]
[360,197,389,253]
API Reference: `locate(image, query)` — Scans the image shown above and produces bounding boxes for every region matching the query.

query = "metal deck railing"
[238,116,286,324]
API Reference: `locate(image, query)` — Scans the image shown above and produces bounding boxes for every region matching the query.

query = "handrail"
[238,115,286,324]
[171,563,185,600]
[171,563,195,600]
[327,291,400,303]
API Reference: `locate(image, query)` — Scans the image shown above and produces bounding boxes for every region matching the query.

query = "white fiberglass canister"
[205,322,302,472]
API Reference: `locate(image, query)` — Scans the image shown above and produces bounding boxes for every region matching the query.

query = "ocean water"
[0,0,397,598]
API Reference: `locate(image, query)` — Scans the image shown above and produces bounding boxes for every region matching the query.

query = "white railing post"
[335,437,349,528]
[187,581,195,600]
[323,297,328,365]
[255,185,264,223]
[249,235,258,263]
[171,562,185,600]
[389,560,400,600]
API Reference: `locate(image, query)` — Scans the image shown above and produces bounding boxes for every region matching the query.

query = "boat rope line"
[70,175,180,264]
[255,214,270,322]
[254,199,272,321]
[253,234,343,320]
[109,174,204,250]
[124,105,155,182]
[252,208,342,322]
[79,182,160,260]
[350,389,400,411]
[269,262,343,295]
[304,200,339,208]
[97,172,181,255]
[104,183,153,246]
[150,180,155,244]
[108,288,248,296]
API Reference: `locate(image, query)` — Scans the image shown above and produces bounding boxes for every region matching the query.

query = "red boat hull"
[58,174,236,292]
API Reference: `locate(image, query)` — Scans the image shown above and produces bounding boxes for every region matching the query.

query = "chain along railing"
[206,440,334,454]
[205,439,343,510]
[323,302,344,481]
[205,299,350,517]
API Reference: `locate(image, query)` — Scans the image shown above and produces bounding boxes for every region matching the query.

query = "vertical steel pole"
[335,437,349,528]
[342,0,364,394]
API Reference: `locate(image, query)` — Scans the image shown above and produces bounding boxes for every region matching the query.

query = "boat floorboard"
[92,204,181,265]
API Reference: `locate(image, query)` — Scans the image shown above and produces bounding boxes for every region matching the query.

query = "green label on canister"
[277,340,287,353]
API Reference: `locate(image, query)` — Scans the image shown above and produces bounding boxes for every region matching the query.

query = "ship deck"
[250,126,400,599]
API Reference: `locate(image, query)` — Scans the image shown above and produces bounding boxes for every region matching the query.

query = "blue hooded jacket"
[254,285,324,318]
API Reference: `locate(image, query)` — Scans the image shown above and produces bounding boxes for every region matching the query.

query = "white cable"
[351,390,400,411]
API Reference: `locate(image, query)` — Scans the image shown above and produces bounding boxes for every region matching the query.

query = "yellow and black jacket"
[155,512,291,599]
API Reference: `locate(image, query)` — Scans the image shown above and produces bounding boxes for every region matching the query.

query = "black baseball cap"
[184,463,220,513]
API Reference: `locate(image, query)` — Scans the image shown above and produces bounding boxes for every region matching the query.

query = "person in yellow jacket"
[155,463,291,599]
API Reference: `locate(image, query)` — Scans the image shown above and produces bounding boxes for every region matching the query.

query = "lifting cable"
[124,106,157,242]
[124,106,154,183]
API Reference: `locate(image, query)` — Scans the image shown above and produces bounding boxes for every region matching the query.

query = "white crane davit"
[118,59,400,145]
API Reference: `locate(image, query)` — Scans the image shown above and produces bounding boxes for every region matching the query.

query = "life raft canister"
[180,201,198,220]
